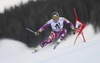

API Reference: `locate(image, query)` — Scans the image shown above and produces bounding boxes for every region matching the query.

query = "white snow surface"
[0,24,100,63]
[0,0,29,13]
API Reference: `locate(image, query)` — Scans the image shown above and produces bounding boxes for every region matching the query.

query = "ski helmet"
[51,12,59,19]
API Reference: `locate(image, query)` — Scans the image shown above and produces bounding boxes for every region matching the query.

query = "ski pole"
[26,28,36,34]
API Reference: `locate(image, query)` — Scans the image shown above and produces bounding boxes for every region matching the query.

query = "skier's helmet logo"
[51,12,59,22]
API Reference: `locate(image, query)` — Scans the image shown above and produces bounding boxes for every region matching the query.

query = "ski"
[53,42,60,49]
[32,51,36,54]
[32,49,38,54]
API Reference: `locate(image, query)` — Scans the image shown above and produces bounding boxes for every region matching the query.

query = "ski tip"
[32,49,38,54]
[32,52,35,54]
[53,47,56,49]
[53,42,60,49]
[32,51,37,54]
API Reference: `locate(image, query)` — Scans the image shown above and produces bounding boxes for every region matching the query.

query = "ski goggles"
[52,15,59,19]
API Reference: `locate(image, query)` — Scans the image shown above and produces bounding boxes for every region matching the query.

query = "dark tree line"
[0,0,100,47]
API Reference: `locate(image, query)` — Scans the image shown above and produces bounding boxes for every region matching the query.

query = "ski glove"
[35,31,41,36]
[72,28,76,35]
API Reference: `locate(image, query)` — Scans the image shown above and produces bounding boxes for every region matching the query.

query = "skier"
[34,12,75,51]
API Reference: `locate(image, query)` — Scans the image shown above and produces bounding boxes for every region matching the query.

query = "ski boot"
[33,45,41,53]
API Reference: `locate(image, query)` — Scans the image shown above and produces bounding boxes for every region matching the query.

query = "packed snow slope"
[0,24,100,63]
[0,0,29,13]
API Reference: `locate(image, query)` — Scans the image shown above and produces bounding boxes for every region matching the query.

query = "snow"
[0,0,29,13]
[0,24,100,63]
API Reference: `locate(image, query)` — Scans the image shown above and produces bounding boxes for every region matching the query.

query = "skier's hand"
[72,28,76,35]
[35,31,41,36]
